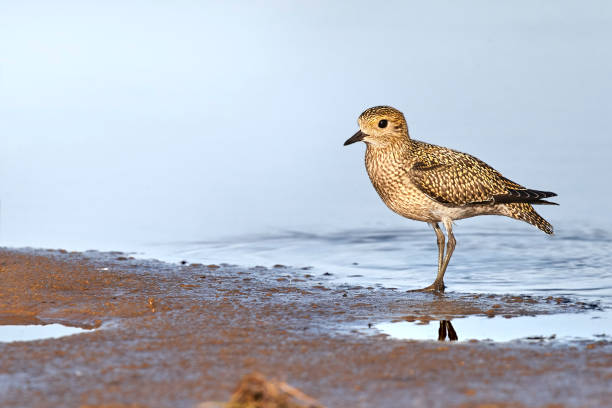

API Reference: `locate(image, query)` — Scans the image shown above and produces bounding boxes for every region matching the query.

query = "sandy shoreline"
[0,247,610,407]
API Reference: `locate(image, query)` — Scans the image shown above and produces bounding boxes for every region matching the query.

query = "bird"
[344,106,557,293]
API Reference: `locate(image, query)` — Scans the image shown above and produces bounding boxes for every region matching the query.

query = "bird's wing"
[407,142,554,206]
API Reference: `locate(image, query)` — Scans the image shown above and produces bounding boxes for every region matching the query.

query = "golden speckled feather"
[406,139,556,234]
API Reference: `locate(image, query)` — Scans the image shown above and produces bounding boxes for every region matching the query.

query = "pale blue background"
[1,1,611,250]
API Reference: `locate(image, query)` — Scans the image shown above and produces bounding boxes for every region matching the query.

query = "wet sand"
[0,248,610,408]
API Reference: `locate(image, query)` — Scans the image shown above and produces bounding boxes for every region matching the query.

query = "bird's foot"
[409,280,445,293]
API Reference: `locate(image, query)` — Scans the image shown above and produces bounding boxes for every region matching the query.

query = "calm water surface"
[375,312,611,343]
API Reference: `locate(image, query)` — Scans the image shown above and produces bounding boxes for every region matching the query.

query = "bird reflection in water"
[438,320,458,341]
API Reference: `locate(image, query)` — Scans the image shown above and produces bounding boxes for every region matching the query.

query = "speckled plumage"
[345,106,557,292]
[365,138,555,233]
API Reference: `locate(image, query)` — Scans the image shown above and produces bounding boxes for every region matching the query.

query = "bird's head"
[344,106,409,147]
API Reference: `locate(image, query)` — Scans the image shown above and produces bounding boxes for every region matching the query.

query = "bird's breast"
[364,147,439,222]
[365,149,412,203]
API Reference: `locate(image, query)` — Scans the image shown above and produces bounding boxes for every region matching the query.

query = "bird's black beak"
[344,130,366,146]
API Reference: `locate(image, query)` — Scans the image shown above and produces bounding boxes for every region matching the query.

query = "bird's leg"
[435,220,456,291]
[440,219,456,276]
[421,220,455,292]
[419,223,446,293]
[432,222,445,279]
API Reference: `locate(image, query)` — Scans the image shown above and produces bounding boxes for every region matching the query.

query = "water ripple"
[140,226,612,306]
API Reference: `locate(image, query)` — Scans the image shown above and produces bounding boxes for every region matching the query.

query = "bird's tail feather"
[493,188,557,204]
[504,203,554,235]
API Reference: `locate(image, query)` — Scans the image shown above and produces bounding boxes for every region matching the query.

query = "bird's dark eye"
[378,119,388,128]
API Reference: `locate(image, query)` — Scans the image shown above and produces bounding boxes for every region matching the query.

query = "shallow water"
[0,324,93,343]
[375,310,611,343]
[138,225,612,306]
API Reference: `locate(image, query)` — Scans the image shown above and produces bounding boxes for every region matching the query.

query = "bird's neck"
[365,139,412,164]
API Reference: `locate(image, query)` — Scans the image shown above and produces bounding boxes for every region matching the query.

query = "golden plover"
[344,106,557,292]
